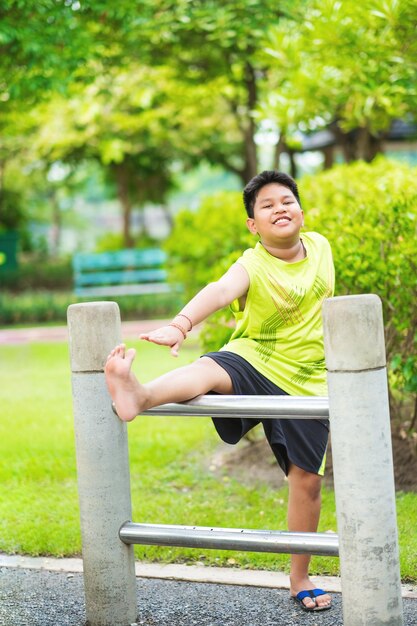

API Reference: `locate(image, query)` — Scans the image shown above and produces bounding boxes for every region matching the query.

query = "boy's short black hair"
[243,170,301,218]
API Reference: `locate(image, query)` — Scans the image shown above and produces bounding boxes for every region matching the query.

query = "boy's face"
[246,183,304,246]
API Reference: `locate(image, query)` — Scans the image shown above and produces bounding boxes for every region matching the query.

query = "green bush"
[0,257,73,292]
[164,191,253,352]
[165,191,253,301]
[166,158,417,430]
[301,157,417,428]
[0,291,184,325]
[0,292,75,325]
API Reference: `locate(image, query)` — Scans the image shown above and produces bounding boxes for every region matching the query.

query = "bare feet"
[105,344,147,422]
[290,577,332,611]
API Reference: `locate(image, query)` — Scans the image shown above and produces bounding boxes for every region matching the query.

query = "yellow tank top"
[221,232,335,396]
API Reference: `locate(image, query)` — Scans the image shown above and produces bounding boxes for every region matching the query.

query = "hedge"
[0,291,184,326]
[164,158,417,428]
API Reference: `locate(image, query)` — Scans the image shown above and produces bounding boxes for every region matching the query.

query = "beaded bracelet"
[168,322,187,340]
[175,313,193,331]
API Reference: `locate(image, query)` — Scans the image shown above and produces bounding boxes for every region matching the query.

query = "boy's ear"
[246,217,257,235]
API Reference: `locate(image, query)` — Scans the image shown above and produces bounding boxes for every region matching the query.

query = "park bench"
[72,247,175,297]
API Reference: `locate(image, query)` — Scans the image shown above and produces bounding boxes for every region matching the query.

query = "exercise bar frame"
[67,295,403,626]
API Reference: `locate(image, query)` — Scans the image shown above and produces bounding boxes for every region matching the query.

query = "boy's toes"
[303,597,316,610]
[311,589,331,610]
[316,593,331,609]
[125,348,136,364]
[292,588,331,612]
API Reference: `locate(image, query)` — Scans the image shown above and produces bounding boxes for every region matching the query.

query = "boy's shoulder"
[303,231,332,250]
[235,244,263,272]
[303,231,329,244]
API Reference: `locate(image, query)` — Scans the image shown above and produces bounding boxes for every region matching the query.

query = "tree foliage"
[31,60,244,246]
[302,157,417,428]
[166,158,417,432]
[263,0,417,161]
[1,0,417,250]
[126,0,293,180]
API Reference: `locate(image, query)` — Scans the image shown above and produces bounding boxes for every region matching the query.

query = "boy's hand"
[139,325,185,357]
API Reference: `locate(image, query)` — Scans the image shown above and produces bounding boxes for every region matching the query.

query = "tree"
[262,0,417,165]
[0,106,38,235]
[0,1,113,243]
[302,158,417,434]
[104,0,293,182]
[32,61,242,246]
[0,1,98,105]
[1,0,293,184]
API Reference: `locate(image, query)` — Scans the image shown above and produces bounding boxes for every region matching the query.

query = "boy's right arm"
[140,262,250,356]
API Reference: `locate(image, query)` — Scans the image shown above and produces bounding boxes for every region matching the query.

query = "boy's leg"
[287,464,332,610]
[105,344,233,422]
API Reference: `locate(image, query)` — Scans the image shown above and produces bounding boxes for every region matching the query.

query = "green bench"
[72,248,175,297]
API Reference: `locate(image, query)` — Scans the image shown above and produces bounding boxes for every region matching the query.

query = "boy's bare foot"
[105,344,147,422]
[290,577,332,611]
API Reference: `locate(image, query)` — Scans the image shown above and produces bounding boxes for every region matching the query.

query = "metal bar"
[143,395,329,419]
[119,522,339,557]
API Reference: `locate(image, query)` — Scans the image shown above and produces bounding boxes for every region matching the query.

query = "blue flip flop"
[293,588,331,612]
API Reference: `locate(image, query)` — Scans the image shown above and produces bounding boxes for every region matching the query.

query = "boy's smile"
[246,183,304,253]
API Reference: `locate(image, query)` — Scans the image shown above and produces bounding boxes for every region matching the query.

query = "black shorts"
[204,351,329,476]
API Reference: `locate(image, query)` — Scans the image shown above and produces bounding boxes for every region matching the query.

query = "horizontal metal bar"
[119,522,339,557]
[143,395,329,419]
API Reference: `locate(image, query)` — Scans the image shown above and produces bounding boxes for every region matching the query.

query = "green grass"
[0,339,416,580]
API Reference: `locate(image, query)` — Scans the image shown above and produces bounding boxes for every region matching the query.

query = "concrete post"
[67,302,137,626]
[323,295,403,626]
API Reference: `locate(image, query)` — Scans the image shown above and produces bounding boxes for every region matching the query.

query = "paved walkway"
[1,557,417,626]
[1,554,416,599]
[0,320,175,345]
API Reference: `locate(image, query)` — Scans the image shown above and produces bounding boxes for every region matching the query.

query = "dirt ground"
[209,431,417,492]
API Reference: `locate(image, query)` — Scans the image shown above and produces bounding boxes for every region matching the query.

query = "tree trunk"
[332,123,358,162]
[288,150,297,178]
[272,135,286,170]
[242,126,258,183]
[357,126,385,162]
[323,145,334,169]
[241,62,258,183]
[333,122,384,163]
[0,160,5,195]
[50,192,61,258]
[114,163,134,248]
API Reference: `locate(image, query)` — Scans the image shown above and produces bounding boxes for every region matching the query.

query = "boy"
[105,170,334,612]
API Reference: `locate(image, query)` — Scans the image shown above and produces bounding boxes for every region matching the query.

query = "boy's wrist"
[173,313,193,331]
[168,322,187,340]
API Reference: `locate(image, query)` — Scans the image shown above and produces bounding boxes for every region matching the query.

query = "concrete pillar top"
[67,301,121,373]
[323,294,386,372]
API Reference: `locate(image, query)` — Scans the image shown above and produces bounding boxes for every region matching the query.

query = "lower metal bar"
[143,395,329,419]
[119,522,339,557]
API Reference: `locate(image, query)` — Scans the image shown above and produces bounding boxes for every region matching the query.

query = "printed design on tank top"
[291,358,326,386]
[312,274,333,301]
[256,276,305,363]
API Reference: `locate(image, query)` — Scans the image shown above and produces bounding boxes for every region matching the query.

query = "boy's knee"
[289,466,322,500]
[195,356,234,395]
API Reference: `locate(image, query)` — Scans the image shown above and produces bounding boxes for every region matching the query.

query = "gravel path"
[1,568,417,626]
